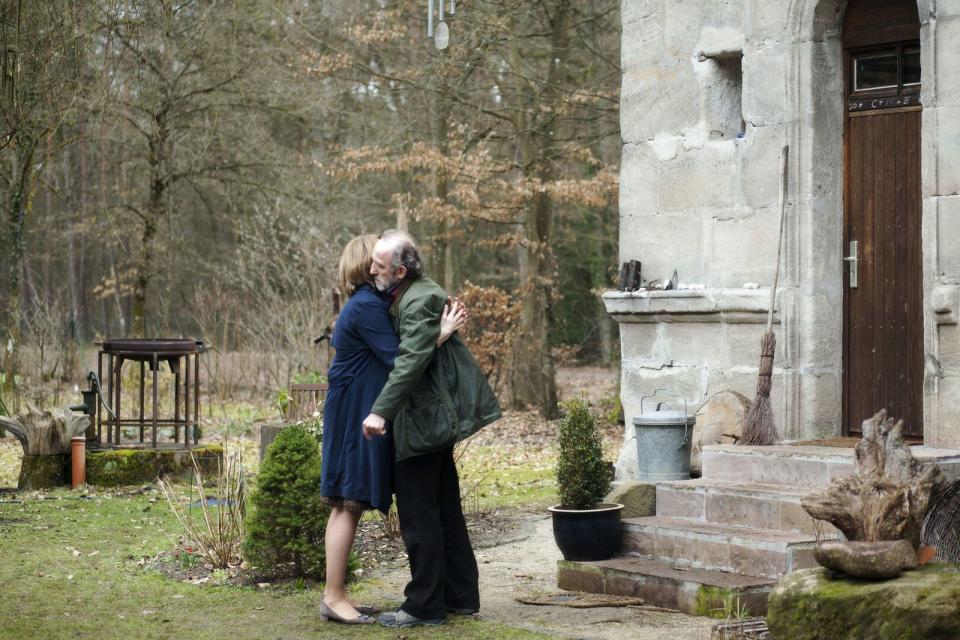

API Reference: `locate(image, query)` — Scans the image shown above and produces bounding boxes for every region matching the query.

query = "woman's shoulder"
[346,284,388,310]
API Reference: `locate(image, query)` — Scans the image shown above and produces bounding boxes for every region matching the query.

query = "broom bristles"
[742,331,778,445]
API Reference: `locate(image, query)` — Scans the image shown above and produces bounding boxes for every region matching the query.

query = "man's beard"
[375,272,400,292]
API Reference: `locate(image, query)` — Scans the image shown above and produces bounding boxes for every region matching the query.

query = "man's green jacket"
[370,276,502,461]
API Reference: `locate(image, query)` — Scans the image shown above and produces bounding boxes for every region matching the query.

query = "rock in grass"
[814,539,917,579]
[768,565,960,640]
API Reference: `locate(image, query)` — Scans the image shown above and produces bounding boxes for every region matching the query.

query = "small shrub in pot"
[550,398,621,561]
[556,398,613,509]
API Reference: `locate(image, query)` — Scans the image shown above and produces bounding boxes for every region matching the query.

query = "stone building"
[604,0,960,479]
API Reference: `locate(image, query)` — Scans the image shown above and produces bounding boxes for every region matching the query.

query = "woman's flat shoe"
[354,604,379,615]
[319,601,375,624]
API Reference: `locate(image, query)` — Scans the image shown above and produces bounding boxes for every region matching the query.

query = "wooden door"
[842,0,923,438]
[843,107,922,437]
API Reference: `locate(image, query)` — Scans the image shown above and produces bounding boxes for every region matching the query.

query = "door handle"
[843,240,858,288]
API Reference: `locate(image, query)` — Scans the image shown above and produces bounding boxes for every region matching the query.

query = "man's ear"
[396,265,408,280]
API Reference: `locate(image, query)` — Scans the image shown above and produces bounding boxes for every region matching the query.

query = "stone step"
[557,556,776,617]
[701,444,960,488]
[700,445,854,489]
[622,516,818,579]
[656,479,843,536]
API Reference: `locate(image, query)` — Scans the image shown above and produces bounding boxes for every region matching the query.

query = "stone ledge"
[87,445,223,486]
[602,288,779,324]
[558,556,775,616]
[767,565,960,640]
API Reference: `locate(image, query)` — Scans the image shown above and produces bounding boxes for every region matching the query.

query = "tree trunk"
[508,0,571,419]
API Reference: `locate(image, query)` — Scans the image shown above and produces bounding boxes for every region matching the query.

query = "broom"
[742,145,789,446]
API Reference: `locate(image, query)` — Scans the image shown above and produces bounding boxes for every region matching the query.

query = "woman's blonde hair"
[337,234,377,298]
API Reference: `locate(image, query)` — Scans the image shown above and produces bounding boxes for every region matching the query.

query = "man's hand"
[362,413,387,440]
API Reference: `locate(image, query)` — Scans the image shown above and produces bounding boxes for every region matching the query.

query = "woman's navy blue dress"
[321,284,399,514]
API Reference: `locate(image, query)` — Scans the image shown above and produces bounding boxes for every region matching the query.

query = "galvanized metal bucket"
[633,389,695,481]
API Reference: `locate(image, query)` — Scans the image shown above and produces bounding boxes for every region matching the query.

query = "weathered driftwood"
[801,409,948,549]
[0,405,89,455]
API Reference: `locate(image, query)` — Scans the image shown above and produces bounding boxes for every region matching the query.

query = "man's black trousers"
[394,445,480,619]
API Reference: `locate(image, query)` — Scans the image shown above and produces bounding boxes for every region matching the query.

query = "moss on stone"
[86,445,223,486]
[18,454,69,489]
[693,585,751,619]
[768,566,960,640]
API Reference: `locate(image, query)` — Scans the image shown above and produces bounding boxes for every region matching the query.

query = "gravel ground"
[364,510,715,640]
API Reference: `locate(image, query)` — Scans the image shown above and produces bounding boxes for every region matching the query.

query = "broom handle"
[767,145,789,333]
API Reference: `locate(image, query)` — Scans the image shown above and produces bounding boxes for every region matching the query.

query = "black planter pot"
[548,502,624,561]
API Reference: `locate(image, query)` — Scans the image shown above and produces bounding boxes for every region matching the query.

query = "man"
[362,230,502,628]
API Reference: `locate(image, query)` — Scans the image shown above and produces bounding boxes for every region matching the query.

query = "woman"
[319,234,464,625]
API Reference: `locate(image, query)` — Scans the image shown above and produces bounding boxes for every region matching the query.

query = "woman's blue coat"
[321,284,398,514]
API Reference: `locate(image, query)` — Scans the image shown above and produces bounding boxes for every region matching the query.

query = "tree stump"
[801,409,949,550]
[691,390,749,476]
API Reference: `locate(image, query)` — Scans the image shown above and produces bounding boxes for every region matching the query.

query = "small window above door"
[848,43,921,112]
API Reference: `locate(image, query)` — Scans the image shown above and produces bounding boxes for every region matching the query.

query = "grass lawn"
[0,488,550,640]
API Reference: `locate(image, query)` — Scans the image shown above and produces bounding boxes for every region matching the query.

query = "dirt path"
[365,511,714,640]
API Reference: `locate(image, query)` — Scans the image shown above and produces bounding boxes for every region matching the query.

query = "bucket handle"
[640,388,690,450]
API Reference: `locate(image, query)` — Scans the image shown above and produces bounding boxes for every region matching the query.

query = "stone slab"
[768,566,960,640]
[558,556,775,617]
[701,444,960,487]
[622,516,818,579]
[656,479,843,536]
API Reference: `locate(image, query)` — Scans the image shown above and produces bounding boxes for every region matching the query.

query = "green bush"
[243,425,329,578]
[556,398,612,509]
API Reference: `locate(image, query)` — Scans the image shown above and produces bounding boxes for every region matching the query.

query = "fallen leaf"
[918,545,937,566]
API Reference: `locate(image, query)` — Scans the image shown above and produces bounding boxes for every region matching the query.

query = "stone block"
[659,145,738,211]
[618,322,660,360]
[618,213,703,281]
[935,16,960,107]
[621,0,660,28]
[663,2,702,57]
[652,322,725,367]
[938,196,960,277]
[622,66,700,143]
[605,480,657,518]
[703,213,780,286]
[619,142,659,216]
[656,483,705,519]
[739,124,788,209]
[795,373,843,441]
[742,47,788,126]
[746,0,790,43]
[706,490,778,530]
[767,566,960,640]
[621,3,662,63]
[934,375,960,449]
[938,323,960,366]
[724,323,786,368]
[935,106,960,197]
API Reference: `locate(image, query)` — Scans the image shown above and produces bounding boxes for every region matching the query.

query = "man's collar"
[388,278,414,316]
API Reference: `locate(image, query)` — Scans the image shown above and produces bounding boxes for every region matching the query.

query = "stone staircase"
[557,444,960,617]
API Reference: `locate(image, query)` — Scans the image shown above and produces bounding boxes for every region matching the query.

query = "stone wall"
[610,0,960,479]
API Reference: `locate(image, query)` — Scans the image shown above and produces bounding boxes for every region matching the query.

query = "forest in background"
[0,0,620,417]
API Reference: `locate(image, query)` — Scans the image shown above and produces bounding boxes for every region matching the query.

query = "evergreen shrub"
[556,398,612,509]
[243,425,329,578]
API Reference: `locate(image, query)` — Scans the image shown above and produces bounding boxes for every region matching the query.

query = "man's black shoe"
[447,607,479,615]
[377,610,445,628]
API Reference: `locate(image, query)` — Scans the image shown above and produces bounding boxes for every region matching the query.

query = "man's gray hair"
[380,229,423,279]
